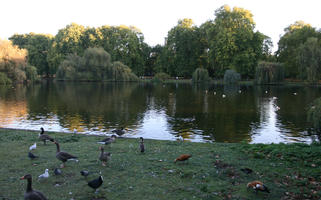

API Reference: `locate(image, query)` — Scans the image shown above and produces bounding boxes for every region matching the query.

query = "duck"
[87,176,103,193]
[20,174,48,200]
[29,143,37,151]
[99,146,111,166]
[174,154,192,163]
[247,180,270,194]
[140,137,145,153]
[28,152,38,159]
[54,141,78,168]
[112,127,125,136]
[38,127,54,145]
[97,135,116,145]
[38,169,49,179]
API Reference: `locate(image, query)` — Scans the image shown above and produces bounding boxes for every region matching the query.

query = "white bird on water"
[39,169,49,179]
[29,143,37,151]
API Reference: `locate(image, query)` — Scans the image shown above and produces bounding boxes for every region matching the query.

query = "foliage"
[111,61,139,81]
[0,72,12,85]
[25,65,39,82]
[255,62,284,84]
[276,21,321,78]
[297,37,321,82]
[9,33,53,77]
[192,67,210,82]
[307,98,321,132]
[223,69,241,84]
[152,72,170,82]
[0,39,37,84]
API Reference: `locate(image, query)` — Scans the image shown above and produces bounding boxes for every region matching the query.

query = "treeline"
[1,5,321,84]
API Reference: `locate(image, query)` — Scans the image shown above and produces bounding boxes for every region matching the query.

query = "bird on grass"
[80,170,90,177]
[54,168,62,176]
[87,176,103,193]
[28,152,38,160]
[174,154,192,163]
[139,137,145,153]
[112,127,125,136]
[38,127,54,145]
[54,141,78,168]
[38,169,49,179]
[247,180,270,194]
[29,143,37,151]
[20,174,48,200]
[99,146,111,166]
[97,135,116,145]
[240,168,253,174]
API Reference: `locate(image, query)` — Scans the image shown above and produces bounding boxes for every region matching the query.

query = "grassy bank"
[0,129,320,200]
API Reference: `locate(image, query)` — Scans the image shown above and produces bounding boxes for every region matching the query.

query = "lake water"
[0,82,320,143]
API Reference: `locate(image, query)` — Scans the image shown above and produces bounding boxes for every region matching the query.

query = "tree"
[297,37,321,82]
[276,21,321,78]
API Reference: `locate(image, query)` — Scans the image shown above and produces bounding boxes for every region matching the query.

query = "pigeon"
[80,170,89,177]
[38,169,49,179]
[88,176,103,193]
[54,168,62,175]
[29,143,37,151]
[28,152,38,159]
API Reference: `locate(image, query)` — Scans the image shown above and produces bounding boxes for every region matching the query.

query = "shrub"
[152,72,170,82]
[0,72,12,85]
[192,68,210,83]
[25,65,39,82]
[255,62,284,84]
[223,69,241,84]
[111,61,139,81]
[307,98,321,132]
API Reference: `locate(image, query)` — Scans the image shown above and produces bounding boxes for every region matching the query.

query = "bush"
[192,68,210,83]
[223,69,241,84]
[307,98,321,132]
[111,61,139,81]
[255,62,284,84]
[25,65,39,82]
[0,72,12,85]
[152,72,170,82]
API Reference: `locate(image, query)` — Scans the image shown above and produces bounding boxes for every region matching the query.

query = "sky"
[1,0,320,52]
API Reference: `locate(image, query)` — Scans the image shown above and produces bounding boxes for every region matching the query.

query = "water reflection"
[0,82,320,143]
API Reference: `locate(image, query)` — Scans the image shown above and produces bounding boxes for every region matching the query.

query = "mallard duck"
[20,174,48,200]
[88,176,103,193]
[97,135,116,145]
[38,127,54,145]
[54,141,78,168]
[139,137,145,153]
[174,154,192,163]
[99,146,111,166]
[247,180,270,193]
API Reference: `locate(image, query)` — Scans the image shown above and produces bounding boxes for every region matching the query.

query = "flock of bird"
[21,127,269,200]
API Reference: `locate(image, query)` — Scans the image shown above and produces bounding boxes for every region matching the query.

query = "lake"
[0,82,320,143]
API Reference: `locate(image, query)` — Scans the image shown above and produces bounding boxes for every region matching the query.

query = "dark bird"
[174,154,192,163]
[241,168,253,174]
[54,168,62,176]
[28,152,38,159]
[20,174,48,200]
[247,181,270,194]
[54,141,78,168]
[38,127,54,145]
[99,146,111,166]
[139,137,145,153]
[97,135,116,145]
[112,127,125,136]
[80,170,90,177]
[88,176,103,193]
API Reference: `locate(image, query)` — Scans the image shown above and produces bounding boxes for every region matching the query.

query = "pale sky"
[1,0,320,52]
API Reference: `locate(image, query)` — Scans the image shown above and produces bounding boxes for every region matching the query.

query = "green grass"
[0,129,320,200]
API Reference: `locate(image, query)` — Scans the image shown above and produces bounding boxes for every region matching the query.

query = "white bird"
[29,143,37,151]
[238,90,242,93]
[222,94,226,98]
[213,91,216,95]
[38,169,49,179]
[265,91,268,94]
[293,92,297,95]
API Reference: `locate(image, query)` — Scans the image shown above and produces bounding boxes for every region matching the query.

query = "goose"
[97,135,116,145]
[20,174,48,200]
[87,176,103,193]
[99,146,111,166]
[54,141,78,168]
[29,143,37,151]
[112,127,125,136]
[38,127,54,145]
[38,169,49,179]
[140,137,145,153]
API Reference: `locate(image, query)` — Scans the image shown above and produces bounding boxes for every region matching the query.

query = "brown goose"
[54,141,78,168]
[99,146,111,166]
[38,127,54,145]
[97,135,116,145]
[20,174,48,200]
